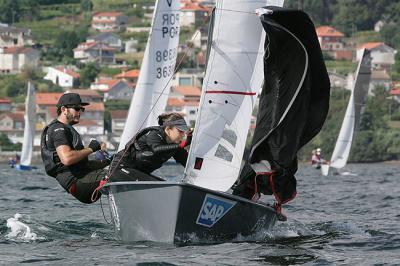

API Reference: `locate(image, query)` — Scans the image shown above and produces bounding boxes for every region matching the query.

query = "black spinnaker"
[234,7,330,205]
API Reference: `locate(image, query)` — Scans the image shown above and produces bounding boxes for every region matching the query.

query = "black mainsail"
[234,7,330,205]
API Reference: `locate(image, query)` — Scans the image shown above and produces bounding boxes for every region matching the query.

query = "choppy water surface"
[0,163,399,265]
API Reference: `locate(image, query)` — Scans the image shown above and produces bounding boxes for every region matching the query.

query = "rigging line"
[215,7,262,15]
[99,196,112,224]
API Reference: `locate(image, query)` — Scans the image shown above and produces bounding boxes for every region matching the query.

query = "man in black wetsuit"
[40,93,110,203]
[109,113,192,181]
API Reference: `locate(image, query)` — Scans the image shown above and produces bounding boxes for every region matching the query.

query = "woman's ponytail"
[157,112,184,127]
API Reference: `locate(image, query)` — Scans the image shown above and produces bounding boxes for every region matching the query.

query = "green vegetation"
[0,133,21,152]
[299,87,400,162]
[325,60,357,76]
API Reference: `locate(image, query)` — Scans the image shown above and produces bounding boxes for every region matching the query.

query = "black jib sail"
[233,7,330,205]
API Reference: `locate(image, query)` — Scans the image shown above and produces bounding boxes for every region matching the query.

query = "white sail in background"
[322,49,371,175]
[184,0,284,191]
[20,82,36,166]
[118,0,180,151]
[329,91,355,169]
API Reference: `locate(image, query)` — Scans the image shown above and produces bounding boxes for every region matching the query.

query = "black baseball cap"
[164,118,189,132]
[56,93,89,107]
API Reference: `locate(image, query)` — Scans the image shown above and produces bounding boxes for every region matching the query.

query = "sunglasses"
[65,105,85,112]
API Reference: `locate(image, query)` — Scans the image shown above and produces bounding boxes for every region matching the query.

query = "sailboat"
[16,82,37,171]
[117,0,181,151]
[103,3,330,243]
[321,49,371,176]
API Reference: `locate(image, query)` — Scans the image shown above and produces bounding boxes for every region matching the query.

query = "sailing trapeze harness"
[40,120,81,177]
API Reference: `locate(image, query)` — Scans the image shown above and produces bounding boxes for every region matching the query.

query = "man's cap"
[164,118,189,132]
[56,93,90,107]
[316,148,321,152]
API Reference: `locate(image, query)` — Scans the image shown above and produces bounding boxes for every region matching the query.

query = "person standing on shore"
[40,93,110,204]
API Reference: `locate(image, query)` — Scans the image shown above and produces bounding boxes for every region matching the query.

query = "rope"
[99,196,112,224]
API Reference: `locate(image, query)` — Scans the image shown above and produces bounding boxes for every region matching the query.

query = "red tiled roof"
[110,110,128,119]
[173,86,201,96]
[167,98,186,107]
[36,92,63,105]
[114,69,140,79]
[93,11,123,17]
[358,42,384,50]
[94,79,120,87]
[0,111,24,122]
[92,19,119,24]
[316,26,344,37]
[55,67,80,78]
[184,101,199,107]
[390,89,400,95]
[0,97,11,104]
[3,47,35,54]
[181,3,211,12]
[67,89,102,97]
[74,41,116,52]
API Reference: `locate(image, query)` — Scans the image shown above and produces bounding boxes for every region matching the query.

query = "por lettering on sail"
[196,194,236,227]
[162,13,179,38]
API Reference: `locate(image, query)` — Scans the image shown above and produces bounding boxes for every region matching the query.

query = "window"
[189,110,196,115]
[179,77,192,86]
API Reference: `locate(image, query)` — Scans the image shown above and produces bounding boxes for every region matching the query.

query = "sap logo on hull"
[196,194,236,228]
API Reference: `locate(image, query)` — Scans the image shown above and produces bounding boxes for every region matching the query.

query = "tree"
[20,0,40,21]
[54,30,80,59]
[0,0,20,24]
[80,0,93,13]
[80,63,100,87]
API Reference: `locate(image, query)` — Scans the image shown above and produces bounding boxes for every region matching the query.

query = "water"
[1,163,399,265]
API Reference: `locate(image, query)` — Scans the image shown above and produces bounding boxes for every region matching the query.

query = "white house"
[44,66,80,88]
[109,110,128,143]
[0,111,25,143]
[0,47,40,74]
[0,97,11,111]
[166,97,198,127]
[0,24,34,47]
[357,42,397,71]
[180,2,211,27]
[171,70,204,87]
[92,12,128,32]
[369,70,392,93]
[90,78,133,100]
[86,32,123,51]
[73,41,116,64]
[316,26,352,60]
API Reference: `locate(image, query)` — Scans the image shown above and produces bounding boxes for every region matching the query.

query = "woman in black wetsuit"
[108,113,192,181]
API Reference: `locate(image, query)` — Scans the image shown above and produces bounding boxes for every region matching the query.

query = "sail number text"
[156,64,175,79]
[155,48,177,62]
[162,13,179,38]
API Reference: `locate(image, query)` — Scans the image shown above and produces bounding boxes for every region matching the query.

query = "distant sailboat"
[16,82,37,171]
[321,49,371,176]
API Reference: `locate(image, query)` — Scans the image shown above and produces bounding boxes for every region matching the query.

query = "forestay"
[183,0,284,191]
[118,0,180,151]
[20,82,36,166]
[329,49,371,169]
